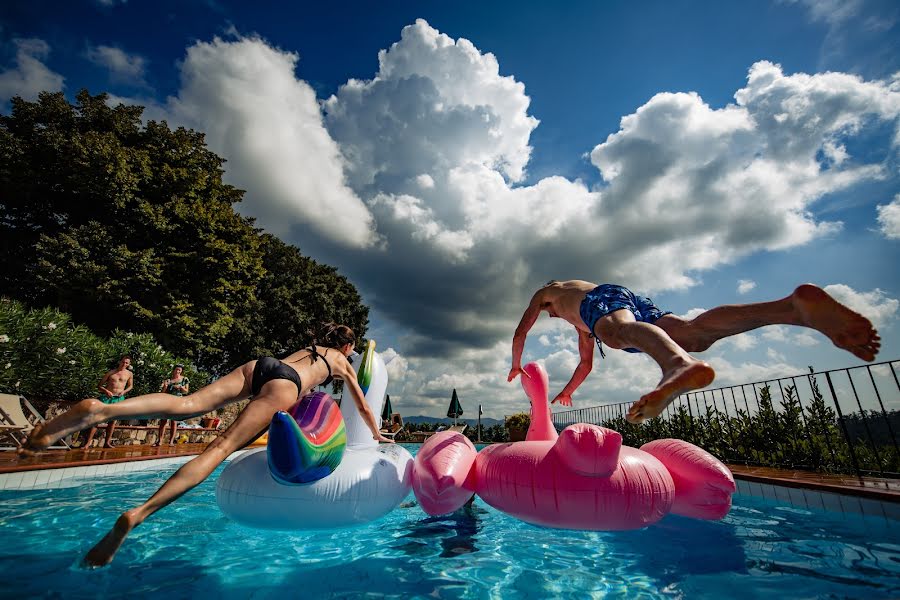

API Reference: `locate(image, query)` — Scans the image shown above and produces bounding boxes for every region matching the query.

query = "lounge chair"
[379,413,404,439]
[448,424,468,434]
[379,423,402,439]
[409,431,435,443]
[0,393,71,450]
[379,413,405,439]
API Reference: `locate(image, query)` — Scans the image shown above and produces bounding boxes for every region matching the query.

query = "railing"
[552,359,900,479]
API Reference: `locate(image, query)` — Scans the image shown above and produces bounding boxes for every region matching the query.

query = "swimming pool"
[1,447,897,599]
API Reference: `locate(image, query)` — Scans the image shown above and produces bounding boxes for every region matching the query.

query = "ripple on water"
[0,456,898,599]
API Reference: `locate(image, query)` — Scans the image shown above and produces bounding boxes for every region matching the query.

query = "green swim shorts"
[101,394,126,404]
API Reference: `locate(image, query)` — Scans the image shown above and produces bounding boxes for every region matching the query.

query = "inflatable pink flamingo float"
[412,362,735,529]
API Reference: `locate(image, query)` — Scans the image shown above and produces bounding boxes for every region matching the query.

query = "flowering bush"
[0,298,208,402]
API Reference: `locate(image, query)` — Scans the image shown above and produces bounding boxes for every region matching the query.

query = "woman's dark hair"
[315,322,355,349]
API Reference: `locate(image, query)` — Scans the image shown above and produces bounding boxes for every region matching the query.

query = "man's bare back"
[532,280,598,332]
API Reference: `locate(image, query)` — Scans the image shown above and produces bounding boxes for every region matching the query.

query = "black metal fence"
[551,360,900,479]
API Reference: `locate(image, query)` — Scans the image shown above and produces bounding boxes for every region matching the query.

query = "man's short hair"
[544,280,558,287]
[121,354,132,361]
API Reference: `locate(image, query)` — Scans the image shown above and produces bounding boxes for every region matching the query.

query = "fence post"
[825,371,863,480]
[867,364,900,460]
[846,371,884,477]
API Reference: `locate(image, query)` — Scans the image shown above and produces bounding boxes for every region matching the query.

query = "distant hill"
[404,415,504,427]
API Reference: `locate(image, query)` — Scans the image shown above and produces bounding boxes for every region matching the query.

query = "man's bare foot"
[793,284,881,361]
[103,442,116,449]
[627,361,715,424]
[82,510,140,568]
[18,399,105,455]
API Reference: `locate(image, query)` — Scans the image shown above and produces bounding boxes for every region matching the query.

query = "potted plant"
[505,412,531,442]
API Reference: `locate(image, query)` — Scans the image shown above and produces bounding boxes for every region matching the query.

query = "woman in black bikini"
[19,323,394,567]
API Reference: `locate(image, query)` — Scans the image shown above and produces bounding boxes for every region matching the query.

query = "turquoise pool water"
[1,447,898,599]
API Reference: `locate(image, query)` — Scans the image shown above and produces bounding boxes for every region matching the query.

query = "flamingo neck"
[526,392,558,442]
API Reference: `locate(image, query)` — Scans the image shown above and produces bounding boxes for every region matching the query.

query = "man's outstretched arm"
[551,329,594,406]
[508,290,545,382]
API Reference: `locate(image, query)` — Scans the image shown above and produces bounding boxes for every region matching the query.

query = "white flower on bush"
[56,347,66,354]
[150,363,156,368]
[126,332,133,338]
[15,380,20,388]
[0,334,9,343]
[45,322,57,330]
[137,359,144,365]
[69,360,76,365]
[4,363,10,369]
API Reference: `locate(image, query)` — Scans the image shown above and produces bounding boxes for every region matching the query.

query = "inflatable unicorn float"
[216,340,414,529]
[412,362,735,529]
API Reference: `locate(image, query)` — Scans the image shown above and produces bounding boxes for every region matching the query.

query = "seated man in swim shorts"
[508,280,881,424]
[82,355,134,448]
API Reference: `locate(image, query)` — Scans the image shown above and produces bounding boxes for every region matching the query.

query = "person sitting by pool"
[19,323,395,567]
[154,364,189,446]
[508,281,880,424]
[81,355,134,449]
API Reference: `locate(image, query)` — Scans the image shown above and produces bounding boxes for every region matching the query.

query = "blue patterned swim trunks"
[579,284,672,355]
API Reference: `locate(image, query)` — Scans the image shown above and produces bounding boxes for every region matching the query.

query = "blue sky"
[2,0,899,419]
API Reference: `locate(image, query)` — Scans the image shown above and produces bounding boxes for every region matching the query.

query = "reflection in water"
[396,498,486,558]
[611,514,747,587]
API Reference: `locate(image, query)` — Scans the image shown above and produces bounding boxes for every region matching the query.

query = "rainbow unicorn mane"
[267,391,347,484]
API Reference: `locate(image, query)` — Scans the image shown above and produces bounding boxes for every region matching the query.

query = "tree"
[2,90,372,374]
[1,91,265,370]
[221,234,369,369]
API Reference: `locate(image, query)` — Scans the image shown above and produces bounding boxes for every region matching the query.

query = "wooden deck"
[0,446,897,502]
[727,464,899,502]
[0,443,211,474]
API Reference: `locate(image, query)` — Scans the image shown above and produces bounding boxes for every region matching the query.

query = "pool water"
[1,448,898,599]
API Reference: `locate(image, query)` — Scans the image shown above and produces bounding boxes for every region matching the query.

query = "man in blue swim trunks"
[509,280,880,423]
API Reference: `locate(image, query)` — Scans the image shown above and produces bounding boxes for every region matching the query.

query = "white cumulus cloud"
[86,45,147,84]
[877,194,900,239]
[0,38,64,103]
[166,35,378,248]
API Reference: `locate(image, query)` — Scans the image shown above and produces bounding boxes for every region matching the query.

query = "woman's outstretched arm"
[337,361,394,443]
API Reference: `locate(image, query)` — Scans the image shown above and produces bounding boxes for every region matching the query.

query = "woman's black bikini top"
[306,346,334,387]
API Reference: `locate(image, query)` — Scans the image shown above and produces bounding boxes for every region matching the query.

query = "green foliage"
[0,298,208,401]
[576,368,899,477]
[222,234,369,366]
[505,412,531,431]
[462,422,507,443]
[1,91,370,374]
[1,90,262,369]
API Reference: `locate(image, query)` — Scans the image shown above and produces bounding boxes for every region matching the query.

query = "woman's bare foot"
[15,421,47,457]
[18,399,106,455]
[793,284,881,361]
[82,510,140,568]
[627,361,715,424]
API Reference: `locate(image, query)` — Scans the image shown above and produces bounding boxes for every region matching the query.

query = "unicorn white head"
[341,339,388,449]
